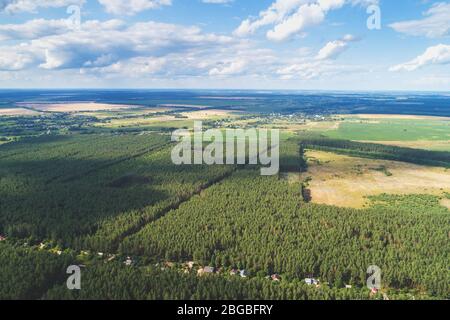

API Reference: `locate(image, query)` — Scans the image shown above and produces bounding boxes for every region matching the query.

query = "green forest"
[0,131,449,300]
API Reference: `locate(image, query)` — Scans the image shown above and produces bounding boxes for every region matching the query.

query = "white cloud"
[0,0,84,13]
[390,44,450,72]
[0,45,34,70]
[234,0,311,38]
[0,19,72,41]
[275,34,361,79]
[202,0,233,3]
[276,60,362,80]
[209,59,246,76]
[234,0,368,41]
[80,56,168,77]
[98,0,171,15]
[389,2,450,38]
[0,18,236,76]
[315,34,358,60]
[266,3,327,42]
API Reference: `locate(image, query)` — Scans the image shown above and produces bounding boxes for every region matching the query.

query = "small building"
[197,266,215,276]
[345,285,352,289]
[239,270,248,278]
[204,266,215,273]
[370,287,379,294]
[187,261,195,269]
[305,278,320,286]
[271,274,281,282]
[230,269,239,276]
[124,257,133,266]
[107,254,116,262]
[0,235,6,241]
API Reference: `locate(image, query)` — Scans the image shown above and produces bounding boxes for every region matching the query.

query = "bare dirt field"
[28,103,135,113]
[180,109,238,120]
[440,198,450,210]
[158,104,211,109]
[0,108,39,116]
[301,150,450,208]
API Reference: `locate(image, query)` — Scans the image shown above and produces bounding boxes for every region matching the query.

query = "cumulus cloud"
[315,34,359,60]
[276,60,362,80]
[0,19,73,41]
[202,0,233,3]
[209,59,246,76]
[390,44,450,72]
[98,0,171,15]
[275,34,361,79]
[233,0,374,41]
[0,0,84,14]
[0,18,236,75]
[389,2,450,38]
[0,45,34,70]
[80,56,168,77]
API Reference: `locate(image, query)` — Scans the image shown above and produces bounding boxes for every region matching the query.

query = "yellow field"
[301,150,450,208]
[441,199,450,210]
[95,116,179,127]
[180,109,238,120]
[30,103,134,113]
[158,104,210,109]
[0,108,39,116]
[76,107,174,118]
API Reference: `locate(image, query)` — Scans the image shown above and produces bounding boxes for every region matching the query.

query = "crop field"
[24,103,135,113]
[301,150,450,208]
[324,116,450,142]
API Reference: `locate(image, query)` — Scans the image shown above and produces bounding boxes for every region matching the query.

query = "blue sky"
[0,0,449,91]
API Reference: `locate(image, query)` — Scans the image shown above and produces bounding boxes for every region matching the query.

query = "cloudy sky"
[0,0,449,91]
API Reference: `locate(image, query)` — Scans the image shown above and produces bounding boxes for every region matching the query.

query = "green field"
[325,119,450,141]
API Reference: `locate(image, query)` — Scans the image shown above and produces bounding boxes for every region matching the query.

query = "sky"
[0,0,449,91]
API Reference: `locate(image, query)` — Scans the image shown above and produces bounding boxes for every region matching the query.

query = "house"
[107,254,116,262]
[0,235,6,241]
[271,274,281,282]
[305,278,320,286]
[187,261,195,269]
[204,266,215,273]
[197,266,215,276]
[239,270,248,278]
[124,257,133,266]
[345,285,352,289]
[230,269,239,276]
[370,287,379,294]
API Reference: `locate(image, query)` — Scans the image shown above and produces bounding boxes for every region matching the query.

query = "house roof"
[204,266,215,272]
